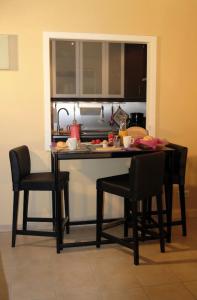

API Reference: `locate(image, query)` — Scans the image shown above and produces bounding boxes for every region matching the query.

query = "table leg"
[165,183,173,243]
[51,152,54,173]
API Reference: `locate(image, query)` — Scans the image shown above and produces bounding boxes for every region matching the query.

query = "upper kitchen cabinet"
[51,39,124,98]
[80,41,103,97]
[107,43,124,97]
[124,43,147,101]
[51,40,79,97]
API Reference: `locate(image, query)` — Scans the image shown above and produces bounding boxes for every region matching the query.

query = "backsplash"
[52,101,146,132]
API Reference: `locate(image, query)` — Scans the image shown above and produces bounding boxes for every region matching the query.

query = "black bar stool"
[9,145,70,253]
[164,143,188,241]
[96,151,166,265]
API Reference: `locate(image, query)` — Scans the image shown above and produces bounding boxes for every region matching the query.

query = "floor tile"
[134,264,180,286]
[101,287,149,300]
[1,218,197,299]
[183,281,197,298]
[144,282,196,300]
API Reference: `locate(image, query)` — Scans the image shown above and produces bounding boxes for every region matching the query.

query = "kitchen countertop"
[52,130,118,142]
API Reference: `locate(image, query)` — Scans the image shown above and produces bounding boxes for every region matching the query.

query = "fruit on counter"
[134,135,168,150]
[143,135,154,141]
[56,141,67,148]
[91,139,102,144]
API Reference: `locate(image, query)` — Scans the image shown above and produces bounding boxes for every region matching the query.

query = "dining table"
[50,143,174,253]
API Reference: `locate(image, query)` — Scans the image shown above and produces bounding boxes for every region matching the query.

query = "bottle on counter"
[119,116,128,145]
[113,135,121,148]
[108,132,114,146]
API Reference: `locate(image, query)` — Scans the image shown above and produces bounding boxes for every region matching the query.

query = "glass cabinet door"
[80,41,103,97]
[107,43,124,97]
[51,39,124,98]
[51,40,79,97]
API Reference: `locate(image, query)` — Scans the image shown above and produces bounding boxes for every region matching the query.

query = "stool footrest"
[103,218,125,230]
[101,232,134,250]
[16,230,56,237]
[27,217,53,222]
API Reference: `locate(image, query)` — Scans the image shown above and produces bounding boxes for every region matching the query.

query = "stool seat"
[20,171,69,191]
[97,174,130,197]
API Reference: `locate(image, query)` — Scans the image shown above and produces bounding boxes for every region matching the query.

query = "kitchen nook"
[1,1,195,297]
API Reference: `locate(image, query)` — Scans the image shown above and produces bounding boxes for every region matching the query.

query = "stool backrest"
[129,152,165,200]
[166,143,188,185]
[9,145,31,190]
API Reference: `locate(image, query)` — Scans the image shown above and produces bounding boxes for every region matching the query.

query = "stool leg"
[59,190,63,245]
[147,196,152,224]
[165,183,173,243]
[96,188,103,248]
[131,200,139,265]
[52,191,56,230]
[23,190,29,231]
[55,189,63,253]
[156,193,165,253]
[64,182,70,234]
[141,198,148,241]
[179,184,187,236]
[12,191,19,247]
[124,198,129,237]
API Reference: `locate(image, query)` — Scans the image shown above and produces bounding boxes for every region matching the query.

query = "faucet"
[57,108,69,134]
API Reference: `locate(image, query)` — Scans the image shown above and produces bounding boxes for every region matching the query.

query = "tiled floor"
[1,218,197,300]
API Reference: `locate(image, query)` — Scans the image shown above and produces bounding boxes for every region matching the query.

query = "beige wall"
[0,0,197,227]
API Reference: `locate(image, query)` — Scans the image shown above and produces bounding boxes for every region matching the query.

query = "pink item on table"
[135,137,168,150]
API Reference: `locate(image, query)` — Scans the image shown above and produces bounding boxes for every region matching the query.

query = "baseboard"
[0,225,11,232]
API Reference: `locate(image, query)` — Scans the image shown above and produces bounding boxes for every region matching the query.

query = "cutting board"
[95,146,123,152]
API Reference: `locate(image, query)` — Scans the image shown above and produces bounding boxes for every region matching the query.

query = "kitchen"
[44,33,157,147]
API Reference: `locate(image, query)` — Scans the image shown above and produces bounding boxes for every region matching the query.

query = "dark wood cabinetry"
[124,44,147,101]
